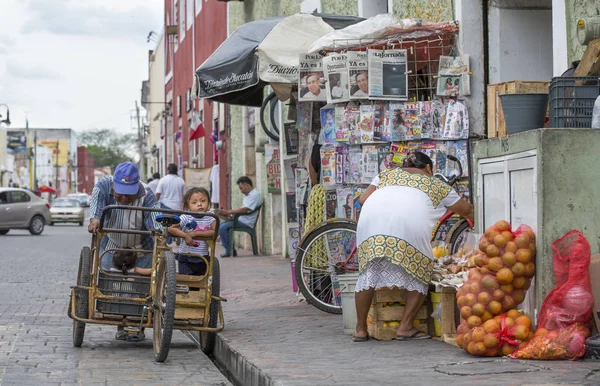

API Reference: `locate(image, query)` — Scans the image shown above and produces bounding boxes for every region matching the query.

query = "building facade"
[77,146,96,194]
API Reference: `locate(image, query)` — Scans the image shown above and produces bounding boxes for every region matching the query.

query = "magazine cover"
[389,142,408,165]
[420,101,432,139]
[348,147,362,184]
[435,141,449,175]
[359,104,375,143]
[326,189,338,219]
[323,53,350,104]
[443,100,470,139]
[319,105,337,145]
[387,103,404,141]
[286,192,298,223]
[335,145,349,184]
[298,53,327,102]
[294,168,309,207]
[455,180,471,202]
[296,102,312,133]
[284,121,298,155]
[297,132,315,170]
[335,105,349,142]
[336,187,353,219]
[430,99,447,140]
[352,186,367,219]
[402,103,422,140]
[367,49,408,100]
[347,52,369,100]
[444,140,469,177]
[346,104,361,145]
[361,145,379,184]
[372,103,389,141]
[377,143,392,173]
[320,146,336,186]
[419,140,438,172]
[437,55,470,97]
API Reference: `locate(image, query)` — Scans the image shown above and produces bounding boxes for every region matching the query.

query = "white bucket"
[338,272,360,335]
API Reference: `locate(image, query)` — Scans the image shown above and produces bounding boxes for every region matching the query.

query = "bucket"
[430,292,442,337]
[338,272,360,335]
[499,93,548,134]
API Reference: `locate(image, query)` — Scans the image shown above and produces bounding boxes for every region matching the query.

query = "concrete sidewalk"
[214,250,600,386]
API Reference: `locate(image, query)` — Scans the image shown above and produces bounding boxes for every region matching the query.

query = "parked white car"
[0,188,52,235]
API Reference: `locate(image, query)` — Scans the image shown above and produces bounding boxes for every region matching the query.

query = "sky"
[0,0,163,134]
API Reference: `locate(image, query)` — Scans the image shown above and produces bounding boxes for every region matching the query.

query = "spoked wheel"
[200,257,220,355]
[295,221,357,314]
[446,219,473,255]
[73,246,91,347]
[153,252,177,362]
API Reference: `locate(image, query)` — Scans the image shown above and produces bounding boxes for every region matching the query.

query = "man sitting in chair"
[216,176,263,257]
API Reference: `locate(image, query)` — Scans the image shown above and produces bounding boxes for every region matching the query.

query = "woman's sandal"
[396,331,431,341]
[352,333,370,342]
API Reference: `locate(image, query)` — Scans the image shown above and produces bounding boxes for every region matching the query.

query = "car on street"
[50,199,85,226]
[68,193,90,207]
[0,187,52,235]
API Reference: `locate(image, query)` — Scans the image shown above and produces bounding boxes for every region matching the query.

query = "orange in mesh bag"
[457,310,534,357]
[511,230,593,360]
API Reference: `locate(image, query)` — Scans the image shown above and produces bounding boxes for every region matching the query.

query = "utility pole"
[33,130,38,190]
[135,101,145,179]
[55,140,59,193]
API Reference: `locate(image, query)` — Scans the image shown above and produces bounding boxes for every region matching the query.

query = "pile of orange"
[455,220,536,357]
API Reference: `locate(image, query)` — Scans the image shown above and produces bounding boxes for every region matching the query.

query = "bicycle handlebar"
[446,155,463,187]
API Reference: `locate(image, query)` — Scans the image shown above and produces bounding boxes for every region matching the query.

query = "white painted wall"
[358,0,388,18]
[488,8,554,83]
[552,0,568,76]
[300,0,321,13]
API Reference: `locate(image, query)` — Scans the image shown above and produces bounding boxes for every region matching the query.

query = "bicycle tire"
[200,257,220,355]
[153,252,177,363]
[72,246,91,347]
[260,91,280,141]
[446,219,472,255]
[295,221,357,314]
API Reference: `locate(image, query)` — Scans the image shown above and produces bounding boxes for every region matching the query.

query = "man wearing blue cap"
[88,161,162,342]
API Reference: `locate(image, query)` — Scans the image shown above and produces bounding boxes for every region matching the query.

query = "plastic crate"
[549,76,600,128]
[96,272,150,316]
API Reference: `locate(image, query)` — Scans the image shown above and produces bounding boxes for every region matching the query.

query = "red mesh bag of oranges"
[456,221,536,325]
[457,310,533,356]
[510,230,593,360]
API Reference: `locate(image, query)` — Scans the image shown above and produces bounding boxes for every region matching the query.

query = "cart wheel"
[73,246,91,347]
[200,257,220,355]
[153,252,177,362]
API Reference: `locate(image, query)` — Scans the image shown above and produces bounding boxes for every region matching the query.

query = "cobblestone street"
[0,218,231,386]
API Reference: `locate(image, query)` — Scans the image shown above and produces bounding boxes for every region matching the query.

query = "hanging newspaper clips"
[368,48,408,101]
[347,52,369,100]
[323,53,350,104]
[298,53,327,102]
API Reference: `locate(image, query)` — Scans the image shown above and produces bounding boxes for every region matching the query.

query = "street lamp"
[0,104,10,126]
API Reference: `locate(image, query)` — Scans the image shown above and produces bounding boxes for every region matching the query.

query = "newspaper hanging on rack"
[367,49,408,101]
[347,52,369,100]
[323,53,350,104]
[298,53,327,102]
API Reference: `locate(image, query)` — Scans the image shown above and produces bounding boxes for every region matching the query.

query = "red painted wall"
[77,147,95,194]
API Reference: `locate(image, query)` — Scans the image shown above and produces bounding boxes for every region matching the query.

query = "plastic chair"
[229,205,262,256]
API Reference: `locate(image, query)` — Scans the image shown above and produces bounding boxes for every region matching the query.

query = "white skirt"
[355,258,428,295]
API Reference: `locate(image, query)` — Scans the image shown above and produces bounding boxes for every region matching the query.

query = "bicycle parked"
[294,154,473,314]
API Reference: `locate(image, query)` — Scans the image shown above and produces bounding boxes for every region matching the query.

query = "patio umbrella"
[195,13,363,107]
[38,185,58,194]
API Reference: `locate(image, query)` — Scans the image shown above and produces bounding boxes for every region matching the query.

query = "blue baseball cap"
[113,162,140,195]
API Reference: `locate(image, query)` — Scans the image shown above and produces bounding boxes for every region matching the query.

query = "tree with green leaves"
[78,129,138,172]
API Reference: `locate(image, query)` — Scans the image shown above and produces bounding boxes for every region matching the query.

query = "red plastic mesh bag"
[511,230,594,360]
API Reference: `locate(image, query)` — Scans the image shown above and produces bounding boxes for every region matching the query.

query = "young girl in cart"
[167,187,216,276]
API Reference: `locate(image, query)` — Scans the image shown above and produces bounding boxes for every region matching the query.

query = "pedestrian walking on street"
[353,152,474,342]
[156,164,186,210]
[216,176,263,257]
[147,172,160,194]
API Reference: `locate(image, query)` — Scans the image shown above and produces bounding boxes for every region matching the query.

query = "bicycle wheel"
[153,252,177,363]
[446,219,472,255]
[72,246,91,347]
[295,221,357,314]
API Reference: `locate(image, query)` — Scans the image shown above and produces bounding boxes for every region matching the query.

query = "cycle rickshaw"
[67,205,226,362]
